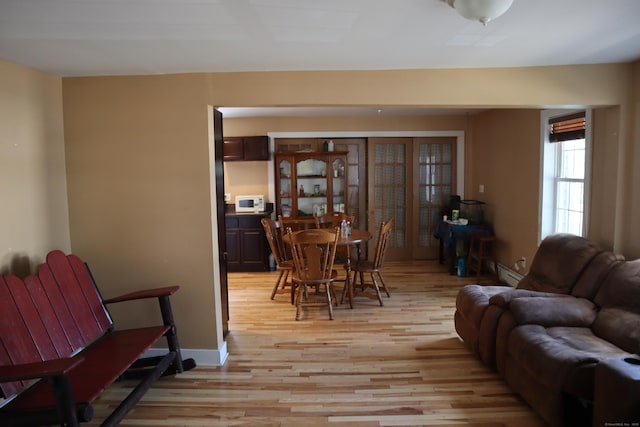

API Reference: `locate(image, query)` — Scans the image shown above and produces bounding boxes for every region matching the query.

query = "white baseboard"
[496,263,523,287]
[145,341,228,367]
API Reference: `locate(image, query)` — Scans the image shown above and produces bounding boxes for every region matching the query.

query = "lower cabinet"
[225,213,270,272]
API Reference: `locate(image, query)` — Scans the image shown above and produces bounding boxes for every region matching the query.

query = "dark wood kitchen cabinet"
[223,136,269,161]
[225,212,271,272]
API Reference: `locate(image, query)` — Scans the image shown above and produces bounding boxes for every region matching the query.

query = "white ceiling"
[1,0,639,78]
[1,0,639,118]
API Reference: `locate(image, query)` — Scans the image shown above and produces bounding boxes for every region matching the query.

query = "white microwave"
[235,195,265,213]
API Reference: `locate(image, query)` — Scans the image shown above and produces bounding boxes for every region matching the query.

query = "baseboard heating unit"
[496,263,524,287]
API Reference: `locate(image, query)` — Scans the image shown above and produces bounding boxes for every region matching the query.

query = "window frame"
[539,109,592,242]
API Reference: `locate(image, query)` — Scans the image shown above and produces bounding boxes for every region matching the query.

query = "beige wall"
[62,75,219,349]
[468,109,541,267]
[626,61,640,255]
[0,59,70,276]
[59,63,637,357]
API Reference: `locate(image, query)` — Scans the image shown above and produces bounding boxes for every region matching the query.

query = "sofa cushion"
[510,297,597,327]
[517,233,602,294]
[591,259,640,354]
[592,308,640,355]
[593,259,640,308]
[508,325,601,389]
[571,251,624,300]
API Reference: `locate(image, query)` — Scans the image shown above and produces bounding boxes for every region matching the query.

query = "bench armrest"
[103,285,180,304]
[0,357,83,382]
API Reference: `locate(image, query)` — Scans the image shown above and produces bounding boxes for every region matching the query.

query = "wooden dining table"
[282,227,372,309]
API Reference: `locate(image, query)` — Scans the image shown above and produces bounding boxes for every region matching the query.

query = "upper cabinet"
[275,152,348,218]
[223,136,269,161]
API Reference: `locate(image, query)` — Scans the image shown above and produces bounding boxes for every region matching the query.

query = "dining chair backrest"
[372,218,394,269]
[315,212,355,229]
[287,228,339,284]
[261,218,288,266]
[277,215,319,232]
[277,216,318,262]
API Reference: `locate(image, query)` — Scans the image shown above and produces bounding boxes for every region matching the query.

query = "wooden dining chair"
[315,212,355,229]
[277,215,319,232]
[261,218,294,301]
[315,212,355,265]
[349,218,393,306]
[276,216,319,278]
[287,227,340,320]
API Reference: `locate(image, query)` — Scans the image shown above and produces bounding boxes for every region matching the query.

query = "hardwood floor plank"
[87,261,544,426]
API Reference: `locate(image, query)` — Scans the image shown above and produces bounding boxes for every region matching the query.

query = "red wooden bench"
[0,250,196,426]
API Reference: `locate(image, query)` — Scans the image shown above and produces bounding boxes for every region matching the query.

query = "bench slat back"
[0,251,113,399]
[0,274,52,396]
[45,250,113,341]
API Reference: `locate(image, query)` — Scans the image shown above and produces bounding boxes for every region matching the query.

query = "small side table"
[433,220,493,275]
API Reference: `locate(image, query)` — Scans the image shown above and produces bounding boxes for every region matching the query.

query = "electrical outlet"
[479,184,485,193]
[224,193,231,202]
[513,257,527,271]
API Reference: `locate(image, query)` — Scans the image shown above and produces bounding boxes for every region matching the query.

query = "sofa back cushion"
[592,259,640,354]
[571,251,624,300]
[517,233,602,294]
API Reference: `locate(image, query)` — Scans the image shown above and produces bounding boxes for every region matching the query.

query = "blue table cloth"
[434,220,493,274]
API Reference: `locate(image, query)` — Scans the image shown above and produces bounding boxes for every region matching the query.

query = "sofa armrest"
[509,296,597,327]
[489,289,573,308]
[594,356,640,426]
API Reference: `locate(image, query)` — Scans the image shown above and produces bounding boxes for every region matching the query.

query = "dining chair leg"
[290,281,297,305]
[377,272,391,297]
[370,273,384,306]
[340,269,355,308]
[326,284,335,320]
[295,283,305,321]
[271,270,286,300]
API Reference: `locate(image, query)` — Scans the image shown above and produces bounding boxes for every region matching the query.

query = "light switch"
[479,184,485,193]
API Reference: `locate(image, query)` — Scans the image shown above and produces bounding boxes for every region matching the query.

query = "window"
[540,110,591,241]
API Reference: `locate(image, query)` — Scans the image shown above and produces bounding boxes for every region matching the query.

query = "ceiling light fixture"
[447,0,514,25]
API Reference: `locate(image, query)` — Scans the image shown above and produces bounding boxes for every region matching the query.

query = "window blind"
[549,112,586,142]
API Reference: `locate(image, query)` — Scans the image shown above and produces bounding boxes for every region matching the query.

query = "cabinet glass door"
[296,158,327,217]
[331,158,346,213]
[278,158,293,217]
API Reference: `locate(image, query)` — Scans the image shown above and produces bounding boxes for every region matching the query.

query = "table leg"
[340,245,354,309]
[449,239,456,275]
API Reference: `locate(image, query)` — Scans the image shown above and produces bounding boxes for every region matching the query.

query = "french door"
[368,137,456,260]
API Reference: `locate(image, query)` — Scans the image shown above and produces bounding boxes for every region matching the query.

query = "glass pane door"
[368,138,410,260]
[414,137,456,259]
[369,136,456,261]
[296,158,327,217]
[331,158,346,213]
[278,158,293,217]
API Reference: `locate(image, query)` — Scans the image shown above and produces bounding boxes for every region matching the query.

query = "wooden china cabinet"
[275,152,348,218]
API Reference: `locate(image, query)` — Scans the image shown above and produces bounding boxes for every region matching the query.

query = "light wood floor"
[89,261,544,426]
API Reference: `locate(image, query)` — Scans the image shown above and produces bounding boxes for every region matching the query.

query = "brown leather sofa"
[455,234,607,368]
[455,234,640,426]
